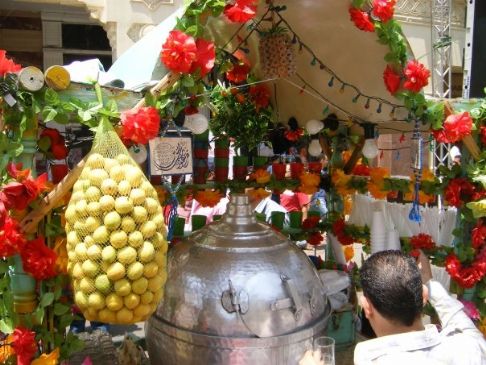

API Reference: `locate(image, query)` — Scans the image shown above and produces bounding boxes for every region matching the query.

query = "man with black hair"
[355,250,486,364]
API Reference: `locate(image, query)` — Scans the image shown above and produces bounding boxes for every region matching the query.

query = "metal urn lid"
[152,194,329,338]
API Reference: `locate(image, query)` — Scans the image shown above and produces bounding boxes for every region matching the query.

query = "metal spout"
[223,194,256,225]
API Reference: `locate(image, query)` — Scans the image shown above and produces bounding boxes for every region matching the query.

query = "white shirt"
[254,197,288,224]
[354,280,486,365]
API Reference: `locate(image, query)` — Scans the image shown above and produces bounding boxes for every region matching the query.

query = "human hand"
[416,250,433,284]
[298,350,323,365]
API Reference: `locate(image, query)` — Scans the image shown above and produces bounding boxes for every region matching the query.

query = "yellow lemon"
[89,169,109,187]
[98,308,116,323]
[126,166,143,187]
[74,243,88,260]
[109,165,125,182]
[138,241,155,263]
[110,230,128,249]
[93,226,109,244]
[75,199,88,217]
[128,231,143,248]
[103,158,119,172]
[127,262,144,281]
[153,290,164,303]
[133,304,151,317]
[115,196,133,214]
[145,197,160,214]
[121,217,136,233]
[87,244,102,260]
[141,181,157,198]
[140,291,154,305]
[100,195,115,212]
[154,251,166,266]
[151,213,164,230]
[140,221,156,239]
[104,211,121,230]
[107,262,126,281]
[151,232,166,249]
[88,292,106,310]
[118,180,131,196]
[102,246,117,263]
[131,277,148,295]
[86,153,104,168]
[101,178,118,195]
[133,206,148,223]
[116,154,131,165]
[85,186,101,202]
[71,262,83,279]
[75,292,89,310]
[95,274,111,294]
[85,216,101,233]
[84,235,95,247]
[106,293,124,311]
[114,279,131,297]
[81,260,99,278]
[87,201,102,217]
[143,262,159,279]
[130,188,146,205]
[116,308,134,324]
[73,220,86,235]
[65,205,78,224]
[118,247,137,265]
[148,274,166,292]
[79,277,95,294]
[124,293,140,309]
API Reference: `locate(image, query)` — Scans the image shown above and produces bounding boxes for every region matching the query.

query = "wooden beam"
[134,71,179,109]
[344,138,365,174]
[318,134,332,161]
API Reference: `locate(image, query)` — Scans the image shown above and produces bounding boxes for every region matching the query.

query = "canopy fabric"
[107,0,424,132]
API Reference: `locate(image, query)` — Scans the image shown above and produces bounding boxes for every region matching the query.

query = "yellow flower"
[344,245,354,262]
[404,169,435,204]
[251,169,271,184]
[332,169,354,196]
[479,317,486,337]
[194,189,223,208]
[247,188,270,200]
[299,184,318,195]
[344,195,353,216]
[299,172,320,195]
[31,348,60,365]
[0,335,15,363]
[54,237,68,274]
[368,167,390,200]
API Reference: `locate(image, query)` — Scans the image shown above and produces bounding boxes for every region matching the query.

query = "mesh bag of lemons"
[65,119,168,324]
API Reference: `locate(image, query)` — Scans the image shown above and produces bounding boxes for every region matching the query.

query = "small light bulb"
[308,139,322,157]
[305,119,324,135]
[362,139,379,159]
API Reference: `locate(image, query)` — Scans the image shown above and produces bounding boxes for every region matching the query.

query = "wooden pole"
[21,71,180,234]
[344,138,365,174]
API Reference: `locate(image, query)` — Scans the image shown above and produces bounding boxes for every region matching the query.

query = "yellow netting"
[65,118,168,324]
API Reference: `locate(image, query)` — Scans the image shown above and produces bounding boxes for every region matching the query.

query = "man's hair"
[360,250,423,327]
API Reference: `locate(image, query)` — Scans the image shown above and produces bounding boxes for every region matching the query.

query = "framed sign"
[148,134,193,176]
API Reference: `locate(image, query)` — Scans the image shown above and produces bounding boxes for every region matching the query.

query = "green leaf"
[352,0,366,7]
[425,101,445,130]
[78,110,92,122]
[33,306,45,323]
[53,302,70,316]
[45,88,60,105]
[40,292,55,308]
[0,261,8,274]
[0,318,13,334]
[182,75,195,88]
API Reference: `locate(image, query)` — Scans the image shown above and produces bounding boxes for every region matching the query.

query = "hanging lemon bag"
[65,118,168,324]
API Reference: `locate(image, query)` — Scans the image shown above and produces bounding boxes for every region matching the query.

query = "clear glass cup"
[313,336,335,365]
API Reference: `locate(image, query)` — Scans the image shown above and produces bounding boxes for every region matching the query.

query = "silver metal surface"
[147,194,330,365]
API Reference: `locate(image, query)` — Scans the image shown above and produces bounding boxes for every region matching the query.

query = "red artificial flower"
[0,217,25,257]
[224,0,257,23]
[349,7,375,32]
[472,220,486,249]
[332,218,355,245]
[302,216,320,230]
[403,60,430,93]
[226,51,251,84]
[480,126,486,146]
[161,30,197,73]
[446,250,486,288]
[372,0,396,23]
[21,237,58,281]
[432,112,473,144]
[0,200,6,227]
[383,65,401,94]
[40,128,62,145]
[284,128,304,142]
[249,84,271,110]
[307,232,324,246]
[190,38,216,77]
[184,105,199,115]
[51,143,68,160]
[0,171,47,211]
[121,106,160,145]
[0,50,22,77]
[410,233,435,251]
[444,178,475,207]
[352,164,370,176]
[12,327,36,365]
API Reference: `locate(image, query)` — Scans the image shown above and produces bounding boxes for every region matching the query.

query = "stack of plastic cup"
[371,210,387,254]
[386,228,401,251]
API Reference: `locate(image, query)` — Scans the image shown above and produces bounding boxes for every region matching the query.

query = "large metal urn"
[146,194,331,365]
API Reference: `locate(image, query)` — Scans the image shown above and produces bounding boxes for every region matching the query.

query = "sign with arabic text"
[148,135,192,176]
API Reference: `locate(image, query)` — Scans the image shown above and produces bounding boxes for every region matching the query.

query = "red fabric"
[280,192,310,212]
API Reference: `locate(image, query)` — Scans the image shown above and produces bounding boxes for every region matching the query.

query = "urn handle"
[270,274,303,322]
[221,280,249,314]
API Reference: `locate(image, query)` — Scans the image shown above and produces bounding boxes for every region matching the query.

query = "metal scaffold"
[430,0,453,169]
